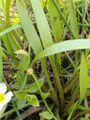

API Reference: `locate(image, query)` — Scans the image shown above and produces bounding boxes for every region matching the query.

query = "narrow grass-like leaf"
[40,0,47,7]
[0,0,11,23]
[16,0,43,55]
[2,51,8,61]
[0,0,6,17]
[0,0,1,8]
[80,54,88,100]
[48,0,62,66]
[5,0,11,24]
[68,0,79,38]
[32,39,90,63]
[30,0,65,107]
[49,0,63,42]
[0,20,14,56]
[0,24,21,54]
[7,33,21,51]
[2,35,14,57]
[87,76,90,89]
[30,0,53,48]
[0,24,21,37]
[0,40,3,82]
[67,101,79,120]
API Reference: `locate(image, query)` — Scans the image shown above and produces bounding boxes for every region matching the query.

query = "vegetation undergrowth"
[0,0,90,119]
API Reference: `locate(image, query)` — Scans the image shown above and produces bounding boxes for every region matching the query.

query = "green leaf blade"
[0,40,3,82]
[68,0,79,38]
[49,0,63,42]
[32,39,90,64]
[30,0,53,48]
[80,54,88,100]
[16,0,43,55]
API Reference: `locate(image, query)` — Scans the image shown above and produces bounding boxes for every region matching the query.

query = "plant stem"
[41,58,60,108]
[30,70,57,120]
[49,57,65,108]
[67,100,79,120]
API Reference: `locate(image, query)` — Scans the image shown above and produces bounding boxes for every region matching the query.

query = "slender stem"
[41,58,60,108]
[65,52,75,67]
[29,70,57,120]
[52,0,79,70]
[49,57,65,108]
[67,100,79,120]
[77,9,89,26]
[73,109,90,120]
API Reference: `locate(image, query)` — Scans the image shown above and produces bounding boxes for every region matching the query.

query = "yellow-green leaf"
[80,54,88,100]
[49,0,63,42]
[68,0,79,38]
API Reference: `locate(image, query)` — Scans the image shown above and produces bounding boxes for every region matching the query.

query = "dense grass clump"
[0,0,90,119]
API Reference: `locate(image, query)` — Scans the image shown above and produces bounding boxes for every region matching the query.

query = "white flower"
[0,83,13,111]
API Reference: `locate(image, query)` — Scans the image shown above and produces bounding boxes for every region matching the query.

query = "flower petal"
[0,83,7,93]
[0,105,3,111]
[0,104,6,111]
[0,92,13,106]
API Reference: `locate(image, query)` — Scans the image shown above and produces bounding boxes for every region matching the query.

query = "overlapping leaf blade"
[16,0,43,55]
[32,39,90,63]
[0,40,3,82]
[30,0,53,48]
[68,0,79,38]
[48,0,63,42]
[80,54,88,100]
